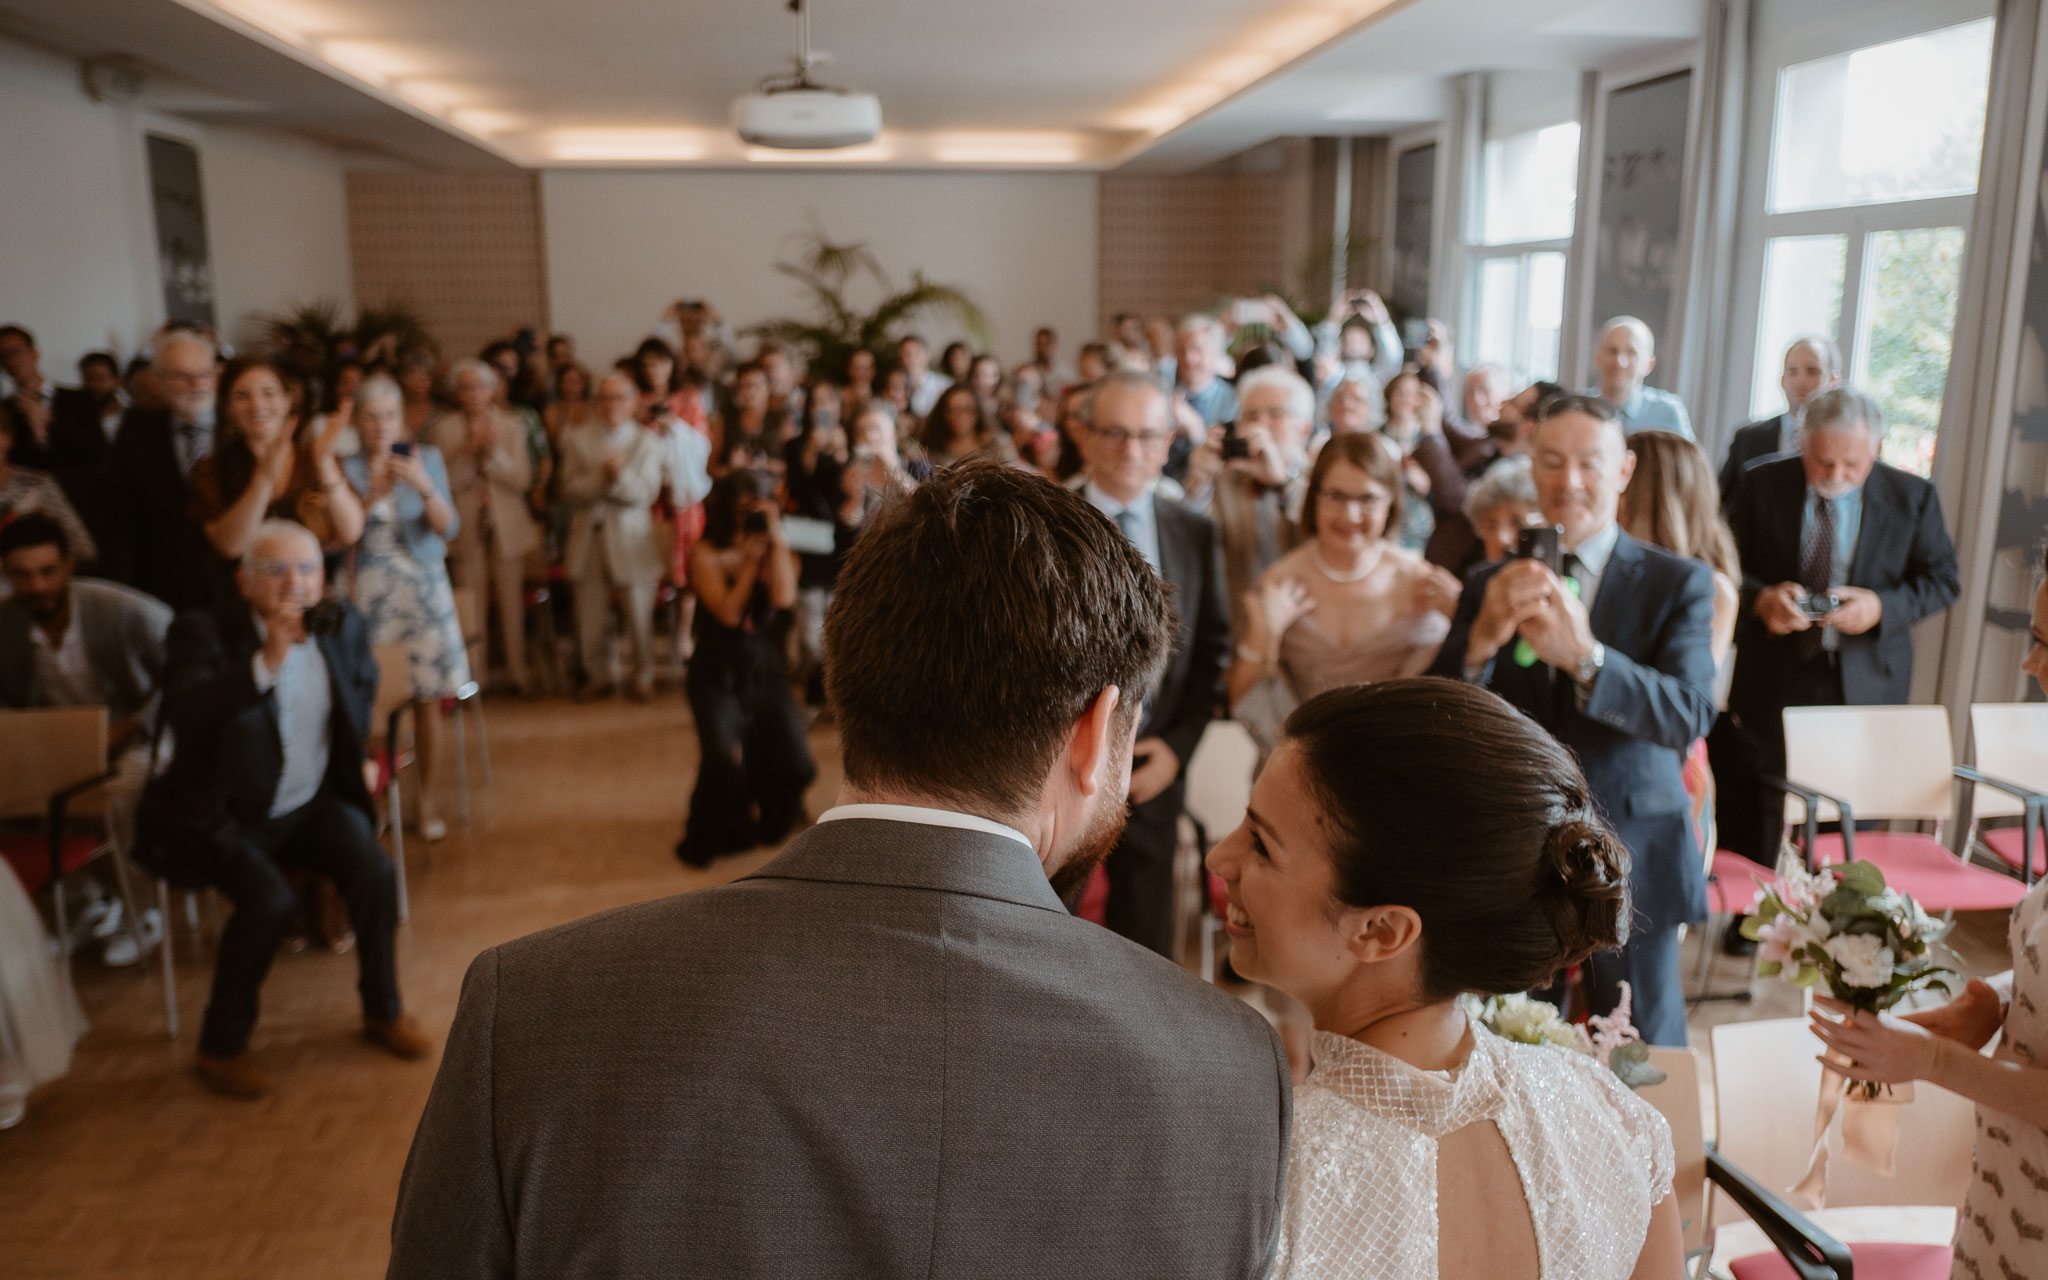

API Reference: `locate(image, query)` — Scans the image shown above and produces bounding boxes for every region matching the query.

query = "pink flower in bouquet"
[1755,914,1808,969]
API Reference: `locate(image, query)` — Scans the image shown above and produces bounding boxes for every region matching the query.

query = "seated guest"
[673,470,814,867]
[918,383,1017,468]
[342,375,467,843]
[432,360,539,695]
[1227,434,1456,752]
[103,331,221,611]
[560,374,667,702]
[1462,456,1542,567]
[1209,678,1680,1277]
[391,462,1288,1280]
[0,413,97,574]
[147,519,428,1098]
[0,513,172,952]
[1593,316,1692,439]
[1719,335,1841,509]
[1185,363,1316,639]
[189,355,364,599]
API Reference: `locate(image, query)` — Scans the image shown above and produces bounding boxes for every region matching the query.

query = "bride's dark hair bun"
[1284,679,1635,999]
[1538,814,1629,968]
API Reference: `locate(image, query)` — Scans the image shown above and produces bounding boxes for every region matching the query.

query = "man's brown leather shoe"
[195,1052,271,1099]
[363,1014,433,1060]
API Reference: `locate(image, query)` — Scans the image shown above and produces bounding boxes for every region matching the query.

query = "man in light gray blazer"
[389,462,1291,1279]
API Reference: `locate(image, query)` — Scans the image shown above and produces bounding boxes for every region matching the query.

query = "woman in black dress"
[675,469,816,867]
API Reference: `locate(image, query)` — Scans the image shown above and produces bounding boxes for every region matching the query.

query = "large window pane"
[1858,226,1966,476]
[1475,257,1519,375]
[1768,19,1994,214]
[1526,251,1565,382]
[1482,123,1580,245]
[1472,251,1566,389]
[1750,234,1847,419]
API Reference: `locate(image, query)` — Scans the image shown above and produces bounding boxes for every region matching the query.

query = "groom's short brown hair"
[824,462,1173,816]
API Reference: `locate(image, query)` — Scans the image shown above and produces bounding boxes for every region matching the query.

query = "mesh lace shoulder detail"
[1541,1040,1677,1203]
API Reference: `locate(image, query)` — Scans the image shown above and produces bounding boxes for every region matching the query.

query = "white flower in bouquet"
[1822,933,1895,990]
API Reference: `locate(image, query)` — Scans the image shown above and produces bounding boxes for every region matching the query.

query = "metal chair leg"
[157,879,178,1040]
[473,698,492,787]
[451,702,473,834]
[388,774,410,924]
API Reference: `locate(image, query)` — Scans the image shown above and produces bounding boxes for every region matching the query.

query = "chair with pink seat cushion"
[1773,705,2027,915]
[1965,703,2048,884]
[1728,1241,1953,1280]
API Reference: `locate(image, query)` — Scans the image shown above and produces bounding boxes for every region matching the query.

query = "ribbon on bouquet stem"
[1787,1048,1912,1210]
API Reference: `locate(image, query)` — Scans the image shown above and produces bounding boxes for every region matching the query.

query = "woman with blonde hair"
[430,359,539,695]
[1619,430,1740,666]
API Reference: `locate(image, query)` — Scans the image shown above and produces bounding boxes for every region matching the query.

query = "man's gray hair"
[1083,369,1166,428]
[1599,315,1655,356]
[1801,386,1884,439]
[1236,363,1316,425]
[1787,334,1843,379]
[449,357,500,392]
[241,518,320,570]
[1464,456,1538,524]
[1176,313,1227,349]
[152,329,217,367]
[353,372,402,418]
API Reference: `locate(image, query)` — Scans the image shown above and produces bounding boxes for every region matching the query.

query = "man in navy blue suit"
[1431,395,1717,1045]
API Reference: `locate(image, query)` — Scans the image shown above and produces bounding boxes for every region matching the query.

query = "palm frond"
[866,276,989,348]
[258,299,346,359]
[772,261,859,340]
[354,300,434,355]
[793,228,886,291]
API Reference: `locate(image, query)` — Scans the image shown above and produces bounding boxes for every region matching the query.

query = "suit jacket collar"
[745,817,1070,915]
[1586,530,1647,641]
[1154,495,1197,598]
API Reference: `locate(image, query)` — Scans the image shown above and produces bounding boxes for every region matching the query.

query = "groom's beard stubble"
[1045,736,1132,901]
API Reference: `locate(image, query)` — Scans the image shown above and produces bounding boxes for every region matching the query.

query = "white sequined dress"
[1276,1025,1675,1279]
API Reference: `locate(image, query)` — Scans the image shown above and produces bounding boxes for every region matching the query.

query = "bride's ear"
[1341,905,1425,968]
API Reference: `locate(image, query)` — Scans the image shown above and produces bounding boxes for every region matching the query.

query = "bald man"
[143,518,427,1098]
[1592,316,1692,440]
[1718,336,1843,508]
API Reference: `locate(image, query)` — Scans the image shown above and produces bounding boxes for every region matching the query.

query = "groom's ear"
[1342,905,1425,968]
[1066,685,1125,799]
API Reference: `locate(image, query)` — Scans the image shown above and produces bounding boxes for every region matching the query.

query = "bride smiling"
[1208,678,1685,1279]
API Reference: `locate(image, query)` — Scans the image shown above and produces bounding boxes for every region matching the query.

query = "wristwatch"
[1573,643,1606,688]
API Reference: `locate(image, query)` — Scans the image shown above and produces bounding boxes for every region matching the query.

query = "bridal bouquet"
[1464,984,1666,1090]
[1740,858,1955,1098]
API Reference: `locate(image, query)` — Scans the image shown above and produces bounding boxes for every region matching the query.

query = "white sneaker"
[101,907,163,968]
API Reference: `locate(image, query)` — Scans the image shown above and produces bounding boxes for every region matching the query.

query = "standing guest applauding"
[1430,395,1717,1046]
[189,356,363,602]
[432,360,539,696]
[560,374,666,702]
[342,375,467,844]
[673,469,814,867]
[146,520,427,1099]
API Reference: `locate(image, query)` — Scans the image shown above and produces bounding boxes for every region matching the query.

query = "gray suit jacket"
[0,577,173,729]
[389,817,1290,1279]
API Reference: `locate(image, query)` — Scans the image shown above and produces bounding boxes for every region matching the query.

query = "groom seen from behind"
[387,462,1292,1279]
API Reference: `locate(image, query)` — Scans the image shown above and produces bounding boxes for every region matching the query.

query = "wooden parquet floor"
[0,692,844,1280]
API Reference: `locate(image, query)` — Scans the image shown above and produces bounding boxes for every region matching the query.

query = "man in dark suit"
[1726,387,1960,855]
[102,330,222,611]
[1431,395,1717,1046]
[390,463,1289,1280]
[0,324,107,508]
[1076,369,1231,957]
[145,519,426,1098]
[1718,336,1842,510]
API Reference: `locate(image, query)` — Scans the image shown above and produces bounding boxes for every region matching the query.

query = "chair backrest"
[0,706,108,820]
[1182,720,1257,850]
[371,643,414,744]
[1709,1018,1974,1223]
[1781,705,1953,824]
[1969,703,2048,821]
[1637,1046,1708,1257]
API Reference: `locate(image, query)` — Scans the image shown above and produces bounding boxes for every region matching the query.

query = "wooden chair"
[1775,706,2028,913]
[0,706,175,1037]
[1964,703,2048,883]
[368,642,414,922]
[1706,1017,1973,1278]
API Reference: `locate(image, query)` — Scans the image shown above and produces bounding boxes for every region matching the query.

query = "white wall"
[541,169,1099,369]
[0,35,356,379]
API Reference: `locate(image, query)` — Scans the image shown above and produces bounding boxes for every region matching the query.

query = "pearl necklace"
[1312,544,1383,583]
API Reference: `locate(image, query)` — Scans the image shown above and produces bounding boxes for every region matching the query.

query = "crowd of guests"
[0,296,1972,1084]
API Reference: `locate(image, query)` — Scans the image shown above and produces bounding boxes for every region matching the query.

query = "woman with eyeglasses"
[1227,432,1461,755]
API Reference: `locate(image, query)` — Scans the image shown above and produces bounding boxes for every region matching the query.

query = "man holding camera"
[145,519,426,1098]
[1726,387,1960,857]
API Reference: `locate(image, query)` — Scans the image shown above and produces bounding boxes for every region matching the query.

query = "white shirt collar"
[1564,520,1621,574]
[817,803,1034,852]
[1082,478,1156,518]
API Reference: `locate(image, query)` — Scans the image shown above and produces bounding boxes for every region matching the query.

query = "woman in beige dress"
[1227,432,1462,751]
[430,359,539,695]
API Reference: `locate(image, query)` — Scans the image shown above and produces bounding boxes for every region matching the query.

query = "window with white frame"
[1746,17,1994,475]
[1467,121,1579,389]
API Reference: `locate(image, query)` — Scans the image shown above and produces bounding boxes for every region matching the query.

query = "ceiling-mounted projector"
[732,0,881,150]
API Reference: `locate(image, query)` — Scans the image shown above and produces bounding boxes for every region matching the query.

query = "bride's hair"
[1281,678,1630,999]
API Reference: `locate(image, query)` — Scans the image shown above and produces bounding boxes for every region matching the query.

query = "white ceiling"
[0,0,1706,172]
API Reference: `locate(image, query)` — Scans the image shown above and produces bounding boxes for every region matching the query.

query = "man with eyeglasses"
[103,329,226,611]
[1074,370,1230,957]
[143,519,427,1098]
